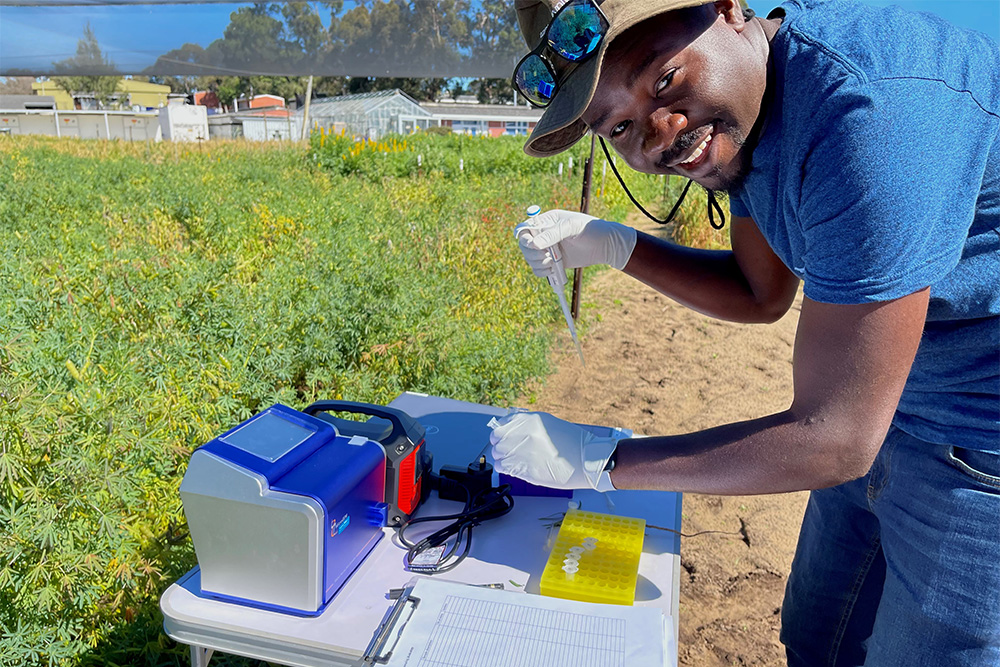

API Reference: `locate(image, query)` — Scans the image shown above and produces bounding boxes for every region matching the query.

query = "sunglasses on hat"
[512,0,610,108]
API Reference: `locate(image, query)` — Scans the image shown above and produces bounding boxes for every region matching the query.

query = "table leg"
[190,645,214,667]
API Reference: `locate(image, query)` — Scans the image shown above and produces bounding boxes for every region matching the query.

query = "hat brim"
[523,48,604,158]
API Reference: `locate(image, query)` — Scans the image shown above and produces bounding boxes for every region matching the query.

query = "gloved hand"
[488,411,618,491]
[516,209,637,277]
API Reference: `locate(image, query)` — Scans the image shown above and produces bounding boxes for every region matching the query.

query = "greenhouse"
[300,89,436,140]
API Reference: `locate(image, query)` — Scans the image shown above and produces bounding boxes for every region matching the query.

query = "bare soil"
[519,219,809,666]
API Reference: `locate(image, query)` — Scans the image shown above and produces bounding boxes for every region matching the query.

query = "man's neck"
[737,15,783,186]
[759,13,783,43]
[757,14,782,125]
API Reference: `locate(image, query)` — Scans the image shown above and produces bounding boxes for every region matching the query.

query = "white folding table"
[160,393,682,667]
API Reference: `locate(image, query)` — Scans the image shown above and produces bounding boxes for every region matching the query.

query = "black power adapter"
[436,455,494,503]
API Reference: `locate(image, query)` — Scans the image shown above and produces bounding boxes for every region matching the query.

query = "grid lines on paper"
[419,594,627,667]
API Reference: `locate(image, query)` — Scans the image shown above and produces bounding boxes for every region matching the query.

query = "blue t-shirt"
[729,0,1000,450]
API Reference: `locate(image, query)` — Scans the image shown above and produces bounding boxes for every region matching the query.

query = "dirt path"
[519,219,809,666]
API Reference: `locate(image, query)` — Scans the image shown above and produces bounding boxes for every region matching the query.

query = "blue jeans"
[781,425,1000,667]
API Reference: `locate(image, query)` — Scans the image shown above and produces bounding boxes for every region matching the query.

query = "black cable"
[598,136,726,230]
[706,190,726,230]
[397,481,514,574]
[398,483,472,568]
[399,485,512,574]
[599,136,680,225]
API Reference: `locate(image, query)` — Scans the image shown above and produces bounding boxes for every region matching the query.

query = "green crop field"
[0,132,703,666]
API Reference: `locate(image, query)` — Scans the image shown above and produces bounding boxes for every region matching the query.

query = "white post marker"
[515,205,585,366]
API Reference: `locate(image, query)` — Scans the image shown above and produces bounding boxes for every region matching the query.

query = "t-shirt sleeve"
[795,77,994,304]
[729,192,751,218]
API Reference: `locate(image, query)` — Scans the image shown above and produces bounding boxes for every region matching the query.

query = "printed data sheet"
[377,578,671,667]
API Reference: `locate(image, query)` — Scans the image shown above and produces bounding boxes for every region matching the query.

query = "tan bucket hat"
[515,0,713,157]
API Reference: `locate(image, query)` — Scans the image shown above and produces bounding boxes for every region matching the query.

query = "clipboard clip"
[359,588,421,666]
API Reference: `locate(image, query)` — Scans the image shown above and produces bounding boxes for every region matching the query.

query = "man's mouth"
[670,125,715,172]
[677,132,712,167]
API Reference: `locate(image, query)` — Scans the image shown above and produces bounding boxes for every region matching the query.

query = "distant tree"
[195,75,243,110]
[50,23,121,108]
[387,77,447,102]
[313,76,350,97]
[247,75,309,103]
[0,76,34,95]
[148,75,194,95]
[205,4,295,72]
[407,0,471,73]
[420,77,448,101]
[468,0,522,101]
[475,78,513,104]
[339,76,446,102]
[334,1,407,71]
[147,0,518,85]
[146,43,209,92]
[282,1,329,65]
[325,1,470,77]
[470,0,522,62]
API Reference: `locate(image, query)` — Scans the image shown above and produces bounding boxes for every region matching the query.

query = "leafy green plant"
[0,133,693,666]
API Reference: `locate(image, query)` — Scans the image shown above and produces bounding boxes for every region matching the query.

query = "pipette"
[516,205,585,366]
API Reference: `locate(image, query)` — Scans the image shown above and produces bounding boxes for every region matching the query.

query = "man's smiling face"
[583,1,769,191]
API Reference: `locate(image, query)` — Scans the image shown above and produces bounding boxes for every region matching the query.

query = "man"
[490,0,1000,664]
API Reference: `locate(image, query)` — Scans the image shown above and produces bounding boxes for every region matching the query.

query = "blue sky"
[755,0,1000,40]
[1,3,252,73]
[0,0,997,75]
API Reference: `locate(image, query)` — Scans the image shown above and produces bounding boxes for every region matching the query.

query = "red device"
[304,400,427,526]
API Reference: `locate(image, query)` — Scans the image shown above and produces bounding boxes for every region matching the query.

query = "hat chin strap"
[598,136,726,230]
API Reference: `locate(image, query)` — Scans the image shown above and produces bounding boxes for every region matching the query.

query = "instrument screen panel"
[221,412,314,462]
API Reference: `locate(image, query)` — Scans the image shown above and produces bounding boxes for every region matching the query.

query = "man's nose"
[642,108,687,160]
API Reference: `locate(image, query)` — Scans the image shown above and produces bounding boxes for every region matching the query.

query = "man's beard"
[699,120,753,193]
[662,118,754,193]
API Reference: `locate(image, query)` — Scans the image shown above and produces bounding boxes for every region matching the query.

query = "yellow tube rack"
[539,508,645,606]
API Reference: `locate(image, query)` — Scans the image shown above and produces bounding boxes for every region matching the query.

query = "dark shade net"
[0,1,528,77]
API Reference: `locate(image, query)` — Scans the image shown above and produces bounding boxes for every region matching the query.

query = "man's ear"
[714,0,747,31]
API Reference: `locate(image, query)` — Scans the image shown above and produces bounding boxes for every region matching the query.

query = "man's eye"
[610,120,631,138]
[656,69,676,95]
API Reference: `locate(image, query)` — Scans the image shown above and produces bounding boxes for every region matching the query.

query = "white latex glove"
[516,209,637,277]
[488,411,619,491]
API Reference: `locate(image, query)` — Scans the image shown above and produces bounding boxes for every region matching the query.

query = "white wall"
[0,110,161,141]
[242,116,301,141]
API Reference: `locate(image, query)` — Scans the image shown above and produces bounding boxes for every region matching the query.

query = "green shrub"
[0,134,687,666]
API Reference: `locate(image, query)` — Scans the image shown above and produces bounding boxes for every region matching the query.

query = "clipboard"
[358,583,420,666]
[355,577,670,667]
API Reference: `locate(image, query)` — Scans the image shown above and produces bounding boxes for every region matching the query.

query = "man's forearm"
[623,230,793,323]
[610,410,881,495]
